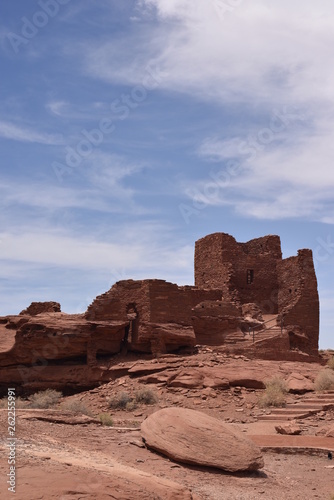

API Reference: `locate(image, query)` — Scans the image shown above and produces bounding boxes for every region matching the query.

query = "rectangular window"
[247,269,254,284]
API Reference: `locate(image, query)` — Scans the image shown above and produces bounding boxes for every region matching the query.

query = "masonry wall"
[195,233,236,302]
[195,233,282,311]
[148,282,222,324]
[85,279,222,350]
[277,249,319,354]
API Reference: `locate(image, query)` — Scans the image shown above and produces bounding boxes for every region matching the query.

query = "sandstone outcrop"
[286,372,315,393]
[141,407,264,472]
[166,366,266,389]
[19,301,61,315]
[167,368,229,389]
[0,311,127,373]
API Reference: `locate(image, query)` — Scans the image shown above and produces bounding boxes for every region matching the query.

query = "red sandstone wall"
[148,282,222,324]
[19,302,61,316]
[195,233,281,311]
[87,279,222,327]
[195,233,240,303]
[85,280,150,321]
[86,279,221,352]
[278,249,319,354]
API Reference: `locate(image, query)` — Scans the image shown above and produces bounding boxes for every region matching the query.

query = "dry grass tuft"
[134,387,158,405]
[314,369,334,392]
[28,389,62,409]
[61,399,94,416]
[258,376,287,408]
[327,356,334,370]
[99,413,114,426]
[108,391,133,410]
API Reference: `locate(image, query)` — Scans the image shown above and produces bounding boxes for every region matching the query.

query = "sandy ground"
[0,350,334,499]
[1,401,334,498]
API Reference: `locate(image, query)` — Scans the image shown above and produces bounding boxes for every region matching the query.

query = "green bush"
[258,376,287,408]
[135,387,158,405]
[61,400,94,416]
[108,391,132,410]
[99,413,114,426]
[314,369,334,391]
[28,389,62,409]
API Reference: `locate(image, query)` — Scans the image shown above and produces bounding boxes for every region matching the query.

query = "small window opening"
[247,269,254,284]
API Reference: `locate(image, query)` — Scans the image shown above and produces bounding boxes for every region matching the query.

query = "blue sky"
[0,0,333,348]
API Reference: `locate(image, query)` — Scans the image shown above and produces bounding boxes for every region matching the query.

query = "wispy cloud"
[0,225,194,282]
[0,151,149,215]
[0,120,63,145]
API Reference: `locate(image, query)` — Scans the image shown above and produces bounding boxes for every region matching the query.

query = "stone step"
[285,403,333,410]
[289,397,334,403]
[268,408,318,414]
[257,415,299,421]
[249,434,334,453]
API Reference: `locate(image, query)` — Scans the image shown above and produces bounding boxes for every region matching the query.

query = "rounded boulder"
[141,407,264,472]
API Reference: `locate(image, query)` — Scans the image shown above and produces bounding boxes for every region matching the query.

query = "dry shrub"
[99,413,114,426]
[61,400,93,416]
[125,400,138,411]
[258,376,287,408]
[108,391,132,410]
[327,356,334,370]
[28,389,62,409]
[135,387,158,405]
[314,369,334,391]
[108,388,158,411]
[0,396,29,409]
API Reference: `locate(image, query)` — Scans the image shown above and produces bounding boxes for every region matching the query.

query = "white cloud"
[0,227,194,283]
[86,1,334,106]
[78,1,334,223]
[0,121,64,145]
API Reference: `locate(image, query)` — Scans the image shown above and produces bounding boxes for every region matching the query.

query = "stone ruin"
[0,232,320,391]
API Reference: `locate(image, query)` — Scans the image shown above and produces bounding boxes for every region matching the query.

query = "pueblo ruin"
[0,232,320,392]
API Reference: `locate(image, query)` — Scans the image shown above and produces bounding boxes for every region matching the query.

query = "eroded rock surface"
[141,407,264,472]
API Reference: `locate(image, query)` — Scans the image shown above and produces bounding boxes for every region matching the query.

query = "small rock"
[275,423,302,435]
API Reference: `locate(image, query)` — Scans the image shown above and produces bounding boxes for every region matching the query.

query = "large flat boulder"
[141,407,264,472]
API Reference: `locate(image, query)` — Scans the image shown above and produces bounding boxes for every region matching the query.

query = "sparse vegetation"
[28,389,62,409]
[327,356,334,370]
[108,388,158,411]
[108,391,133,410]
[125,400,138,411]
[314,369,334,391]
[61,400,94,416]
[135,387,158,405]
[0,396,29,409]
[258,376,288,408]
[99,413,114,426]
